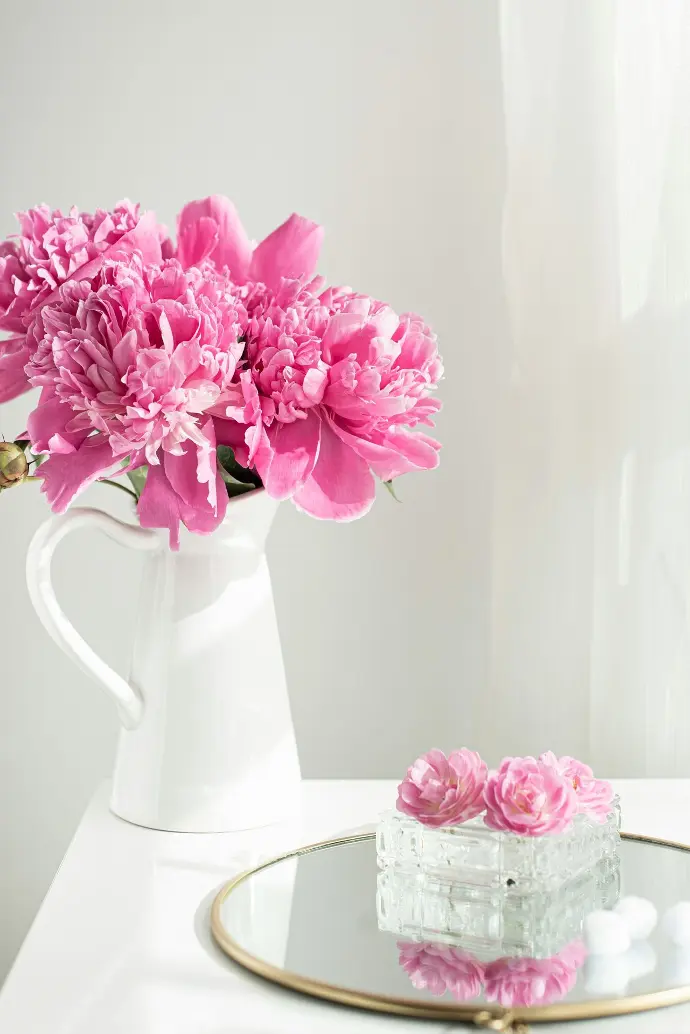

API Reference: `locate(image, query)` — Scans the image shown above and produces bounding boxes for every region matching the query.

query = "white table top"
[2,779,690,1033]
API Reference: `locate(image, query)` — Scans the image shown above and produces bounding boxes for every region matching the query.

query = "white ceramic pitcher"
[25,489,301,832]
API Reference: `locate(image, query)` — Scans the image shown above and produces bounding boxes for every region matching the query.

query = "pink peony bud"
[396,748,487,828]
[483,755,577,836]
[0,441,28,488]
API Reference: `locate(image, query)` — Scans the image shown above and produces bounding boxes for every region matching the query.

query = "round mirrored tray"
[211,832,690,1030]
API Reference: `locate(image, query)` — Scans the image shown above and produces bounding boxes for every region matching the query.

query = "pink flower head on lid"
[0,201,168,401]
[484,942,584,1008]
[396,748,487,828]
[483,755,577,837]
[398,942,484,1002]
[540,752,614,824]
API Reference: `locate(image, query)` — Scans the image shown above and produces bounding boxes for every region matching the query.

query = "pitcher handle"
[26,507,161,730]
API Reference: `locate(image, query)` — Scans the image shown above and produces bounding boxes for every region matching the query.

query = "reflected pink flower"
[483,756,577,836]
[539,753,614,824]
[484,941,585,1007]
[398,941,484,1001]
[396,748,487,828]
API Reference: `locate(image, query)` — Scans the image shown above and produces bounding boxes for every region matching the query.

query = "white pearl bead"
[584,910,631,956]
[663,902,690,946]
[614,896,658,940]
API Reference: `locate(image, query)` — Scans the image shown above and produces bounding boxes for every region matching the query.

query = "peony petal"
[264,411,321,500]
[176,216,219,269]
[320,311,367,364]
[302,366,327,404]
[0,336,31,402]
[176,196,252,281]
[37,210,164,311]
[39,434,119,513]
[47,434,77,455]
[245,422,273,476]
[196,417,218,508]
[138,456,228,551]
[250,213,324,290]
[27,388,90,454]
[181,468,228,533]
[163,439,212,511]
[328,416,422,481]
[384,428,441,472]
[138,461,182,550]
[163,441,228,531]
[293,417,375,521]
[214,416,251,467]
[110,209,164,265]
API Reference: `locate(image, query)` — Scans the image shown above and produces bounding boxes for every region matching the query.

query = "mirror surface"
[214,834,690,1017]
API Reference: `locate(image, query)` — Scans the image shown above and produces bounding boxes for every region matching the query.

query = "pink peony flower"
[396,748,487,828]
[398,941,484,1001]
[483,756,577,836]
[539,753,614,824]
[25,254,246,547]
[6,193,442,541]
[213,278,442,521]
[484,942,585,1007]
[176,197,442,521]
[0,201,167,401]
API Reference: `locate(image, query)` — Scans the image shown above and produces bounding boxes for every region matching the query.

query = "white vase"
[25,489,301,832]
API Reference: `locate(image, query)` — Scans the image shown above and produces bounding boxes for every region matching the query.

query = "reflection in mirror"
[397,939,586,1007]
[215,835,690,1018]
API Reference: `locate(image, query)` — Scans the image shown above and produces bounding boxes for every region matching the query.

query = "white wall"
[3,0,690,983]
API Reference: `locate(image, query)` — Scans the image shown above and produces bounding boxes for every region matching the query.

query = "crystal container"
[377,855,620,959]
[376,797,621,893]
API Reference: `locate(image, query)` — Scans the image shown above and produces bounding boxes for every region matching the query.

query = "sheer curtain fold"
[486,0,690,774]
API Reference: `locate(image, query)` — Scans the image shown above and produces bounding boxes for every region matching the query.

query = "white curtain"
[482,0,690,774]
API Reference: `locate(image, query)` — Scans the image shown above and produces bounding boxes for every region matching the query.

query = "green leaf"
[127,466,148,500]
[383,479,401,502]
[217,445,262,488]
[224,480,258,498]
[218,463,259,498]
[14,439,30,452]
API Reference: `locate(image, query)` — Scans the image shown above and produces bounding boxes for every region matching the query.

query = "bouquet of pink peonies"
[0,196,443,547]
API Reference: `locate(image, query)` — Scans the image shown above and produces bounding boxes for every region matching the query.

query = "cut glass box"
[377,854,620,959]
[376,797,621,893]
